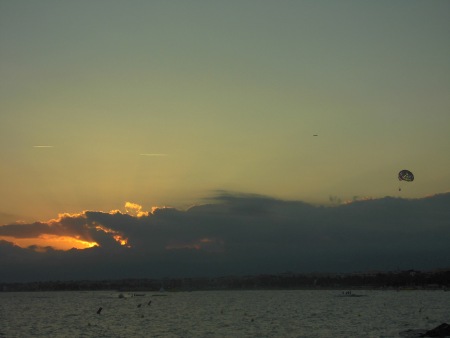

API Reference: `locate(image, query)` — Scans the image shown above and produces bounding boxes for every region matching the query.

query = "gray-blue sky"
[1,1,449,224]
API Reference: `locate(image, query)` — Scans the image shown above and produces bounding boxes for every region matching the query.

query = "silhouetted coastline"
[2,268,449,292]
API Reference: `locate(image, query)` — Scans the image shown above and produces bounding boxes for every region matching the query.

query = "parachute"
[398,169,414,191]
[398,169,414,182]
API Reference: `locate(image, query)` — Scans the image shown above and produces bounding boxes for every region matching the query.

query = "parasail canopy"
[398,169,414,182]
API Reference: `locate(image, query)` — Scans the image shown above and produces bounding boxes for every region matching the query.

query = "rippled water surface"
[1,290,449,337]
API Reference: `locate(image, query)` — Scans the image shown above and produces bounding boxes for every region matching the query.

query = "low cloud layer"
[1,192,449,282]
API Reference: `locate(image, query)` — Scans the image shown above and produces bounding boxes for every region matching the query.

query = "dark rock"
[421,323,450,337]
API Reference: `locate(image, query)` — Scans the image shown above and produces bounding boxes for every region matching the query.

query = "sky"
[1,1,449,282]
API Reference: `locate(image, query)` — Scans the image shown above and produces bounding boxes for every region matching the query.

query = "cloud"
[1,192,450,282]
[124,202,149,217]
[32,145,54,148]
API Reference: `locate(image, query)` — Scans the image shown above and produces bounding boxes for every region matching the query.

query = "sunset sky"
[1,1,449,281]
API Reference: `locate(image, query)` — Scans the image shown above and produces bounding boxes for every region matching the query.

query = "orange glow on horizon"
[0,235,98,251]
[0,202,169,252]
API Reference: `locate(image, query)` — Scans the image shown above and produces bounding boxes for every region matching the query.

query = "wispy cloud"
[32,145,54,148]
[139,153,168,156]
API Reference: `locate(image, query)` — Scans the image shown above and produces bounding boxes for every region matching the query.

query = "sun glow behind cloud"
[0,202,156,251]
[94,224,130,247]
[124,201,149,217]
[0,235,98,251]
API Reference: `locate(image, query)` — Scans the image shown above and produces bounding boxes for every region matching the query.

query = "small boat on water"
[337,291,366,297]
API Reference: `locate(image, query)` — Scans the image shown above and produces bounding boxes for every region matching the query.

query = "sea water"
[1,290,449,337]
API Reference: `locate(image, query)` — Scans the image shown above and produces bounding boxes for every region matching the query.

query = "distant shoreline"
[2,269,449,292]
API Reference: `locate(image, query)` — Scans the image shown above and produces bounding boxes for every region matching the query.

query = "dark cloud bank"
[1,192,449,282]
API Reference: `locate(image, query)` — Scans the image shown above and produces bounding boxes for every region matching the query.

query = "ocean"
[1,290,449,337]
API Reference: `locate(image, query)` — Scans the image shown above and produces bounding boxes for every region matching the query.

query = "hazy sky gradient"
[1,1,449,280]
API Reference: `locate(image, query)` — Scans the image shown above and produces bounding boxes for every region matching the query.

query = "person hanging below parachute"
[398,169,414,191]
